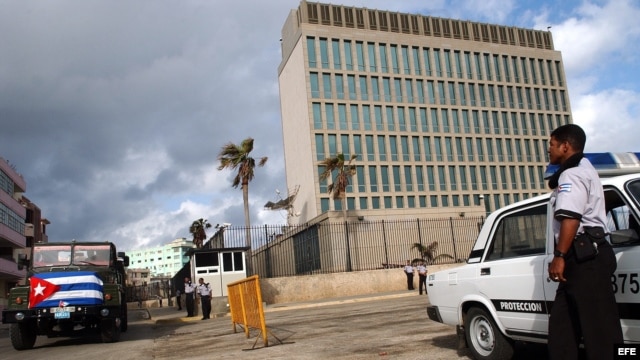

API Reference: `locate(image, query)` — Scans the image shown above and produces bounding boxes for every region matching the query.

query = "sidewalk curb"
[151,291,418,325]
[265,291,416,313]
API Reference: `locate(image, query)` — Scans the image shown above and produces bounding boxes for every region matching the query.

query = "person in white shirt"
[546,124,622,359]
[184,277,196,317]
[197,277,212,320]
[403,260,414,290]
[416,262,427,295]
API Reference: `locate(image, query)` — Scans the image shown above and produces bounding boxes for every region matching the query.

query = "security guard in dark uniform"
[197,277,212,320]
[546,124,622,360]
[184,277,196,317]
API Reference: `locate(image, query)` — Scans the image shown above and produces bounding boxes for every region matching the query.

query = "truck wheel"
[120,296,128,332]
[10,323,37,350]
[121,309,128,332]
[464,307,513,360]
[101,319,121,343]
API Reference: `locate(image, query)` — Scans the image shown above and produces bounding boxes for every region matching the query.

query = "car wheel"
[464,307,514,360]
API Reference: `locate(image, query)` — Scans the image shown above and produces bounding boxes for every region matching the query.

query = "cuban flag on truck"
[29,271,104,309]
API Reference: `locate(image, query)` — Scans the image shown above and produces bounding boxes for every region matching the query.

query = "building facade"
[1,157,49,310]
[127,238,194,277]
[126,267,151,287]
[278,1,571,224]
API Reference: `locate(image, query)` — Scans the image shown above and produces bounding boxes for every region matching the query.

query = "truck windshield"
[33,244,112,267]
[73,245,112,266]
[33,245,72,267]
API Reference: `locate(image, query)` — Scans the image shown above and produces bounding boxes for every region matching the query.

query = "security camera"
[223,223,232,227]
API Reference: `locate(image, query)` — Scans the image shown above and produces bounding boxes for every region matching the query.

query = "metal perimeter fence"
[202,216,485,279]
[125,279,172,303]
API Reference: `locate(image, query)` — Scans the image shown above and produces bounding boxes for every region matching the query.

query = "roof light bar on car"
[544,152,640,179]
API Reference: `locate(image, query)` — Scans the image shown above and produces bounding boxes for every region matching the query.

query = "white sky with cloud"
[1,0,638,251]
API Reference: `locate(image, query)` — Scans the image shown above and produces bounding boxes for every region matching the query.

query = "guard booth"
[190,247,248,297]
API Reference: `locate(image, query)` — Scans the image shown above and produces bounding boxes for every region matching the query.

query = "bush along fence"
[201,216,485,279]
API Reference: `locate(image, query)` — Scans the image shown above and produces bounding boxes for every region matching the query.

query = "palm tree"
[411,241,454,265]
[319,153,357,271]
[318,153,357,222]
[217,137,268,272]
[189,218,212,249]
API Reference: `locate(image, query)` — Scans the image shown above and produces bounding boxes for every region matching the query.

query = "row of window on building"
[320,190,544,213]
[311,103,568,135]
[0,169,25,235]
[310,74,568,112]
[319,163,547,196]
[315,133,550,166]
[306,38,562,85]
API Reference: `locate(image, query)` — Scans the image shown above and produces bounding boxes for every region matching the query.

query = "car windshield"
[627,179,640,209]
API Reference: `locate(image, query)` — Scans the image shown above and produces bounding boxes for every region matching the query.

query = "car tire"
[464,307,514,360]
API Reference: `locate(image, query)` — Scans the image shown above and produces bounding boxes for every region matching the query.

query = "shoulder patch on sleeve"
[558,183,572,193]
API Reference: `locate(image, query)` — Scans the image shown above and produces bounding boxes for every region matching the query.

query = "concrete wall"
[260,263,463,304]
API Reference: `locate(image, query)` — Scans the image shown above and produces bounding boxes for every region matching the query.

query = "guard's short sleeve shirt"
[551,158,607,241]
[197,284,212,296]
[184,283,195,294]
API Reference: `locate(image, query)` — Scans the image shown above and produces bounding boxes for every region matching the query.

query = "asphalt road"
[1,291,549,359]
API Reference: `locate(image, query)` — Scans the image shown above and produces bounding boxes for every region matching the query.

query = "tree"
[217,137,268,271]
[318,153,357,222]
[319,153,357,272]
[189,218,212,249]
[411,241,454,265]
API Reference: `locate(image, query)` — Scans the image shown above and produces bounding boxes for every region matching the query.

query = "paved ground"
[144,291,548,359]
[146,290,468,359]
[2,291,550,359]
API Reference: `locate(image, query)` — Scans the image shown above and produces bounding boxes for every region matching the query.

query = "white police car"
[426,153,640,360]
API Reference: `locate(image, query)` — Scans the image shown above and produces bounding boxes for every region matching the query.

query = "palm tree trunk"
[242,181,253,275]
[341,196,352,272]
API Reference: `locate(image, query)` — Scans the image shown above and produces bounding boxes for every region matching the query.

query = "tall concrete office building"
[278,1,571,224]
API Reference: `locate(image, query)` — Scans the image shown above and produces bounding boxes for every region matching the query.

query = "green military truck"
[2,241,129,350]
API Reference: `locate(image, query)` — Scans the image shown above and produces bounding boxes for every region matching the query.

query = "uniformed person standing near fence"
[403,260,414,290]
[184,277,196,317]
[546,124,622,360]
[197,277,212,320]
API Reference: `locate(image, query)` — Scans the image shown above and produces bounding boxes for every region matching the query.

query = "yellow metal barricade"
[227,275,281,348]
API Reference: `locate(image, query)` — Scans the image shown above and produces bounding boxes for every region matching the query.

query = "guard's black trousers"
[418,274,427,294]
[405,272,414,290]
[548,243,623,360]
[185,293,194,317]
[201,295,211,319]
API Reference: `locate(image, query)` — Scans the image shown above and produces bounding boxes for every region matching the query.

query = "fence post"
[382,220,389,267]
[264,224,273,278]
[344,221,352,272]
[449,217,458,262]
[416,218,423,247]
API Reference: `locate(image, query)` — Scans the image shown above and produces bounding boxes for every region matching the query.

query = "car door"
[605,183,640,343]
[478,199,551,337]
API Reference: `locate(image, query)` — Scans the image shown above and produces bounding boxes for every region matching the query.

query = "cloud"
[530,0,640,152]
[1,0,638,253]
[572,89,640,152]
[537,0,640,74]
